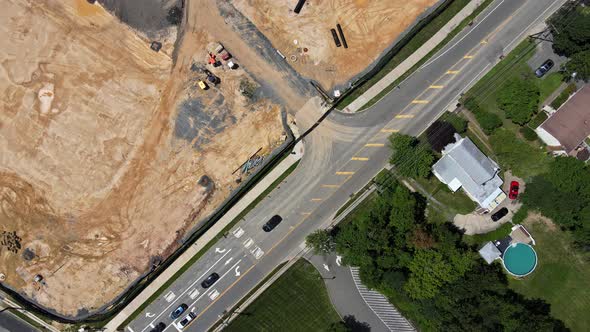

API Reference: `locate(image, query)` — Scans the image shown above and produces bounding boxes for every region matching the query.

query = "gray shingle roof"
[432,134,503,208]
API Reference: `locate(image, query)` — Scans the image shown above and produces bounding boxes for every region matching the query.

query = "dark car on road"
[509,181,520,200]
[262,215,283,232]
[170,303,188,319]
[491,207,509,222]
[535,59,554,78]
[149,322,166,332]
[201,272,220,288]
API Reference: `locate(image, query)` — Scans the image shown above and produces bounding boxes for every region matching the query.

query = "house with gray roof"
[432,134,506,212]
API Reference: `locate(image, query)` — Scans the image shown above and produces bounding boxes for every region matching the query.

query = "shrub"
[520,126,537,141]
[464,98,502,135]
[496,78,540,125]
[550,83,578,109]
[442,112,468,133]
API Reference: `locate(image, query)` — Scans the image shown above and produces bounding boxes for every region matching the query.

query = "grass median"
[118,159,300,329]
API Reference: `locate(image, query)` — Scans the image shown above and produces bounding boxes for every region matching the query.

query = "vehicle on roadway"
[535,59,554,77]
[149,322,166,332]
[491,207,509,222]
[170,303,188,319]
[201,272,220,288]
[509,181,519,200]
[262,215,283,232]
[178,312,197,329]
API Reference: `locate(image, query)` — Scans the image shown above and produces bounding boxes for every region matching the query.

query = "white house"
[432,134,506,212]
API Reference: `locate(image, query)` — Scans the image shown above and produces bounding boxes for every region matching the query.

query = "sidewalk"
[105,125,303,331]
[343,0,486,113]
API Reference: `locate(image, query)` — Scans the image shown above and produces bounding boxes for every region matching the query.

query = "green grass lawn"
[414,177,476,216]
[225,259,341,332]
[509,216,590,332]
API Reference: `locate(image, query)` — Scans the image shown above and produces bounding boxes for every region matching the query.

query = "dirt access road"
[0,0,290,317]
[232,0,438,92]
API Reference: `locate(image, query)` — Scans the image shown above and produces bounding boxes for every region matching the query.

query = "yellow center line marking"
[310,198,323,202]
[429,85,444,89]
[335,171,354,175]
[480,40,488,44]
[463,55,474,59]
[351,157,369,161]
[321,184,340,188]
[380,129,399,133]
[195,12,528,326]
[300,212,311,215]
[446,70,460,74]
[411,100,429,104]
[395,114,414,119]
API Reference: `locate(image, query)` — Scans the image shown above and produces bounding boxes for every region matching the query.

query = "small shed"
[479,242,502,264]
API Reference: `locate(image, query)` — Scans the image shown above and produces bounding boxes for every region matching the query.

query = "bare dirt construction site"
[0,0,286,317]
[231,0,438,91]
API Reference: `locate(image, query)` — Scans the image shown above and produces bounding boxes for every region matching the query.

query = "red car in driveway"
[509,181,519,200]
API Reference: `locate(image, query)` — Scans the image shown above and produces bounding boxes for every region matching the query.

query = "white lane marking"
[214,247,226,253]
[189,288,200,300]
[164,291,176,303]
[323,264,330,271]
[243,238,254,249]
[502,0,562,53]
[127,327,135,332]
[149,323,155,328]
[421,0,506,69]
[208,289,220,300]
[188,260,242,308]
[251,246,264,260]
[336,255,342,266]
[235,265,241,277]
[232,227,244,238]
[145,312,155,318]
[224,257,233,266]
[140,249,232,332]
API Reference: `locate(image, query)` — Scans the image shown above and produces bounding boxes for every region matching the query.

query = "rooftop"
[541,85,590,154]
[432,134,503,209]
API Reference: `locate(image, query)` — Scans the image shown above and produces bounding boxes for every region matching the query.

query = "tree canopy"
[464,98,502,134]
[331,173,565,330]
[389,134,434,178]
[550,6,590,57]
[496,78,539,125]
[563,50,590,82]
[306,229,335,255]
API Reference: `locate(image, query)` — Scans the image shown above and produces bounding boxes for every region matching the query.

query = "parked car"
[491,207,509,222]
[170,303,188,319]
[535,59,554,77]
[201,272,220,288]
[262,215,283,232]
[509,181,520,200]
[178,312,196,329]
[149,322,166,332]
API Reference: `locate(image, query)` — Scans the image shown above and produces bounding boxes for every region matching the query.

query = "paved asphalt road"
[127,0,565,331]
[0,312,38,332]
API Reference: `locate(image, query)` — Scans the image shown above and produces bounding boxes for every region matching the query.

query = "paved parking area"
[527,38,567,75]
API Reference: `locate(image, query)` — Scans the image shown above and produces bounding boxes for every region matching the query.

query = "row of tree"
[550,4,590,81]
[307,174,566,331]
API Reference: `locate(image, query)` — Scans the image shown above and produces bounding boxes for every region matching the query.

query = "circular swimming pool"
[502,243,537,277]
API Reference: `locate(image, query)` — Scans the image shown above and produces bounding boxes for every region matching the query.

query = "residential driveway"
[305,252,414,332]
[454,172,525,235]
[527,37,568,76]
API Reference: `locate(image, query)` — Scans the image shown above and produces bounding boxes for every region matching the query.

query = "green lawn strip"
[357,0,494,111]
[209,262,287,331]
[118,160,300,329]
[334,180,375,218]
[509,217,590,331]
[225,259,341,332]
[337,0,491,110]
[463,222,512,246]
[538,72,564,102]
[413,177,475,215]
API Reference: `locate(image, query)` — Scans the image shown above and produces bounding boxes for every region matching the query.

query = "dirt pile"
[0,0,285,316]
[232,0,438,91]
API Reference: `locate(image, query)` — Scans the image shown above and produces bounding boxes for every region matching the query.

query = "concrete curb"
[343,0,486,113]
[105,125,303,332]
